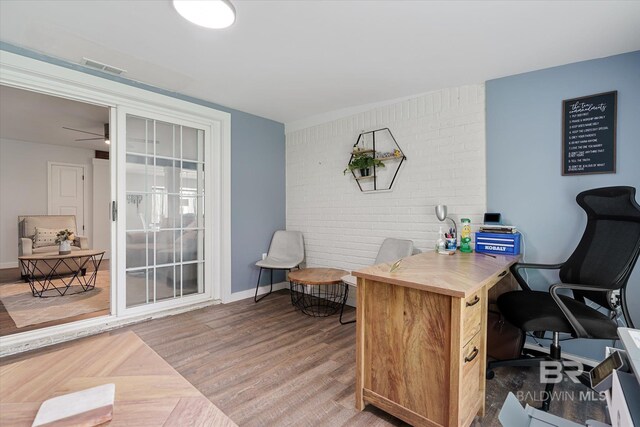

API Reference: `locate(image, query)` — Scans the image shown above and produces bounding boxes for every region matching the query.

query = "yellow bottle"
[460,218,472,253]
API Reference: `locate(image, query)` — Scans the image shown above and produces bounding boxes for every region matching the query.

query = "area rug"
[0,270,110,328]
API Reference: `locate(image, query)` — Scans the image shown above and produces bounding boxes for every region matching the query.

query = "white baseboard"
[0,261,18,269]
[224,281,289,303]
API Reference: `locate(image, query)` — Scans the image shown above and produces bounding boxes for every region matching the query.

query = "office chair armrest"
[510,262,564,291]
[549,283,606,339]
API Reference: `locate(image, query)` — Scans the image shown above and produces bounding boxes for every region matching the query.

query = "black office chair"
[487,186,640,411]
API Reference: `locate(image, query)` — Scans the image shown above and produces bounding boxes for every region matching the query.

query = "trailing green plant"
[343,153,386,175]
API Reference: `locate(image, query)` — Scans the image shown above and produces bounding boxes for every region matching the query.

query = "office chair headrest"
[576,186,640,222]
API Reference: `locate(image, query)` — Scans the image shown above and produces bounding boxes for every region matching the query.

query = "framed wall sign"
[562,91,617,175]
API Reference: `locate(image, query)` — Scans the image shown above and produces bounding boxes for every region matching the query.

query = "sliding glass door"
[122,112,207,309]
[0,51,229,352]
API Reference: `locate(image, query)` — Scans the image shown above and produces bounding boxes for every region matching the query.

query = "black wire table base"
[289,281,349,317]
[19,252,105,298]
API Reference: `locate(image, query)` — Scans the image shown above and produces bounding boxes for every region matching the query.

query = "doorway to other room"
[0,85,112,336]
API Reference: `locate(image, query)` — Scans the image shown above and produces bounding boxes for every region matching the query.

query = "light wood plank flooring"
[0,261,110,336]
[1,289,607,426]
[1,331,236,427]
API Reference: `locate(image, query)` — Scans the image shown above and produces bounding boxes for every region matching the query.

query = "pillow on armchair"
[33,227,66,248]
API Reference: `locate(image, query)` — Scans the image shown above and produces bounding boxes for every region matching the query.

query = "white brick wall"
[286,85,486,276]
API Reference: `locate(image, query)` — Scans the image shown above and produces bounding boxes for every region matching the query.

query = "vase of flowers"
[56,229,75,255]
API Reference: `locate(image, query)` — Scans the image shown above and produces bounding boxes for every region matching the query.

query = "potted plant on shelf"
[343,153,386,177]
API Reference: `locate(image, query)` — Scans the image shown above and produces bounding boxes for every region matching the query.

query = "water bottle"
[436,226,446,252]
[460,218,473,253]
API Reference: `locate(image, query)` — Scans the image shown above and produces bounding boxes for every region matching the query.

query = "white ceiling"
[1,1,639,125]
[0,85,110,151]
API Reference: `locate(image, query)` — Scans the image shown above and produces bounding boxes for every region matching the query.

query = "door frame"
[47,161,88,236]
[0,49,231,354]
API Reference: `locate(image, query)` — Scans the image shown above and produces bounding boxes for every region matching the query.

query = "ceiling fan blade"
[63,126,103,137]
[76,137,104,141]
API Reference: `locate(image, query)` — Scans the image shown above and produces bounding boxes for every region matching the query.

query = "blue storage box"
[475,232,521,255]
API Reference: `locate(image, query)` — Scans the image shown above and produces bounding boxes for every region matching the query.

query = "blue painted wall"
[229,112,286,293]
[486,51,640,360]
[0,42,286,295]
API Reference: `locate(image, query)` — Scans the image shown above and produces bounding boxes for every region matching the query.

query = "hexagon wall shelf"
[346,128,407,192]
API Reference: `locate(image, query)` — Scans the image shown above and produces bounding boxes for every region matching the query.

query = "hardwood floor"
[1,289,608,426]
[1,331,236,427]
[0,261,110,336]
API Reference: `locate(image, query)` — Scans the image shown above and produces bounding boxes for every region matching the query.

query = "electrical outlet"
[262,253,267,260]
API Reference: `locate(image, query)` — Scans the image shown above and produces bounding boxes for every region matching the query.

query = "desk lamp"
[435,204,457,237]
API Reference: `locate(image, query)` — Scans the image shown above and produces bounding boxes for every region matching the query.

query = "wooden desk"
[0,331,236,426]
[353,251,519,427]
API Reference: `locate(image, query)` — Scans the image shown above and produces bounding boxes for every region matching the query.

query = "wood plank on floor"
[0,262,110,336]
[0,331,235,427]
[1,289,607,426]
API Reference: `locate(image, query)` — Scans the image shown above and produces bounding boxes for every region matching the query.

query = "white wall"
[92,158,111,259]
[0,138,96,267]
[286,85,486,276]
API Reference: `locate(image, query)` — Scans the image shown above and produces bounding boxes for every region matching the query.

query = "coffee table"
[288,267,350,322]
[18,250,105,298]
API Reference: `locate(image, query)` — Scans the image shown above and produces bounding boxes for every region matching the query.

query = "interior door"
[118,110,207,311]
[49,163,85,233]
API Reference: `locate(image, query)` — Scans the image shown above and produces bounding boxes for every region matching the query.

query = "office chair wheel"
[486,370,495,380]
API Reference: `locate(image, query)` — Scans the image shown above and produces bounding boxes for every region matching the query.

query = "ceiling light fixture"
[173,0,236,29]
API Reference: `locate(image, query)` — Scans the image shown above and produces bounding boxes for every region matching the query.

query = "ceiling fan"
[63,123,110,144]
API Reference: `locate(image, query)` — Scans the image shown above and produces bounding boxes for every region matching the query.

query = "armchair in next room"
[18,215,90,279]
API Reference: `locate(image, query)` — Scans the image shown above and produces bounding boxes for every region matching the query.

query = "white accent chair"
[254,230,305,302]
[340,238,416,323]
[18,215,89,279]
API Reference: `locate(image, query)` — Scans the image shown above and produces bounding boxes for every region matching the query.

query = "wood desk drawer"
[463,291,482,345]
[460,333,482,424]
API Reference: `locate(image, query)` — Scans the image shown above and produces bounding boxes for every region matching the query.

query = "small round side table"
[288,268,349,319]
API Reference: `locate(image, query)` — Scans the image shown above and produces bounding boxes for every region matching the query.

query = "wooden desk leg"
[355,278,366,411]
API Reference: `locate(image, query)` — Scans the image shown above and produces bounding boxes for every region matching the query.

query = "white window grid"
[124,115,205,306]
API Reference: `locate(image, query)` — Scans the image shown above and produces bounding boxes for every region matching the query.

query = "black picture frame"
[562,91,617,176]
